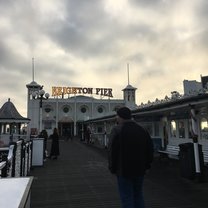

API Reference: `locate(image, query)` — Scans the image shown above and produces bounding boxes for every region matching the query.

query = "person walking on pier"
[49,127,60,160]
[108,107,154,208]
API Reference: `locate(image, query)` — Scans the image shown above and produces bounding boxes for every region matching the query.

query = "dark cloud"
[199,29,208,50]
[36,61,76,81]
[0,41,30,76]
[197,1,208,20]
[141,67,166,78]
[130,0,170,9]
[40,1,126,58]
[47,27,116,59]
[195,2,208,50]
[0,42,10,66]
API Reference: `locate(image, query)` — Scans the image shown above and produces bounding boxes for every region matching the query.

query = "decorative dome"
[26,81,41,89]
[122,84,137,91]
[0,98,30,122]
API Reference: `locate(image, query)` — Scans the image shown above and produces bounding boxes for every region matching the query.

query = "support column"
[74,96,77,136]
[190,106,202,181]
[104,122,107,148]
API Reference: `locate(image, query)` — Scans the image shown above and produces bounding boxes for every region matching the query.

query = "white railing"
[7,145,15,177]
[0,134,30,147]
[14,140,22,177]
[0,161,6,178]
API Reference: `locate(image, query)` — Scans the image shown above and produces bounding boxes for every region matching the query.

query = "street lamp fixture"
[32,86,49,133]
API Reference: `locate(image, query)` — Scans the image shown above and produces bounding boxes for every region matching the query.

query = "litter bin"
[179,143,204,180]
[32,138,44,166]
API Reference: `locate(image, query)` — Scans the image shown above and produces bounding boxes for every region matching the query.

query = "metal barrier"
[90,133,109,148]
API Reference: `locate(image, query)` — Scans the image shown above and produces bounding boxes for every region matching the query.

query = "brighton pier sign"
[52,86,113,98]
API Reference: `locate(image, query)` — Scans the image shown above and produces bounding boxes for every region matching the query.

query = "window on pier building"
[201,118,208,140]
[170,120,177,138]
[140,122,159,137]
[80,106,87,113]
[141,123,153,136]
[154,122,160,137]
[63,106,69,113]
[178,121,185,138]
[97,105,105,114]
[44,121,52,130]
[188,119,193,139]
[97,126,103,133]
[6,124,10,133]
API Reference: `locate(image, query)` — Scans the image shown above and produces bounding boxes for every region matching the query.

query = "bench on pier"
[0,161,6,169]
[158,145,179,160]
[202,146,208,165]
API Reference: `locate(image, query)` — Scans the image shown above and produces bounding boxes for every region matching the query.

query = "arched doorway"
[58,117,74,140]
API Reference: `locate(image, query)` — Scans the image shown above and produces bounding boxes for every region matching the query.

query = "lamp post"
[32,86,49,133]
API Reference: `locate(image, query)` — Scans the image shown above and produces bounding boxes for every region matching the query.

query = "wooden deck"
[30,139,208,208]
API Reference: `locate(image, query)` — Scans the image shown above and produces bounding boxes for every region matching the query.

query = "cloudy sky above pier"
[0,0,208,116]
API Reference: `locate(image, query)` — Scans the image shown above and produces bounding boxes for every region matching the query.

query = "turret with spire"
[26,58,42,135]
[26,58,42,113]
[122,63,137,109]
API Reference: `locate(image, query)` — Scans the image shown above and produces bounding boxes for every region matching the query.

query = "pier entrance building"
[26,80,137,137]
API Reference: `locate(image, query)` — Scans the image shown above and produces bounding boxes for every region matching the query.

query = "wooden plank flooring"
[30,139,208,208]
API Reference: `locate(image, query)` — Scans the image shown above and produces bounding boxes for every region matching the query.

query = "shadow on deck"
[30,138,208,208]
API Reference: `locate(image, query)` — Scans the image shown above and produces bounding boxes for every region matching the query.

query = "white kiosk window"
[178,121,185,138]
[6,124,10,133]
[170,120,177,138]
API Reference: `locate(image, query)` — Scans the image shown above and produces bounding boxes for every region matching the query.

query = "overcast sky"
[0,0,208,117]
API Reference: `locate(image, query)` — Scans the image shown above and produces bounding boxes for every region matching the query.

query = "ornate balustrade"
[0,139,33,178]
[7,144,15,177]
[0,161,6,177]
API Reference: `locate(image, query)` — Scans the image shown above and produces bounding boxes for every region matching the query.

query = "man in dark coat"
[49,128,60,160]
[108,107,154,208]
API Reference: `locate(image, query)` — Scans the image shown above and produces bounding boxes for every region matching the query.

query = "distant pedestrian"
[0,139,4,147]
[49,128,60,160]
[108,107,154,208]
[70,135,73,141]
[85,126,91,144]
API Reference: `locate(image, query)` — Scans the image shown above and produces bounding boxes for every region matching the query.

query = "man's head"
[116,107,132,123]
